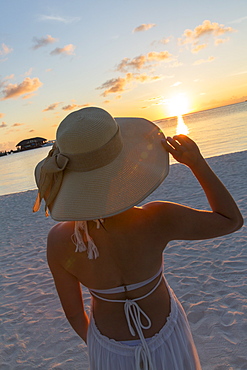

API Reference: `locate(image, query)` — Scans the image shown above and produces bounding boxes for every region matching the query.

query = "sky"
[0,0,247,151]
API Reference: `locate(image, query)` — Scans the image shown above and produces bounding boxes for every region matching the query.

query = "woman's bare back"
[48,205,171,340]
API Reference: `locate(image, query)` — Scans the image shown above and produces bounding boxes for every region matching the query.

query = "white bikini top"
[90,267,163,370]
[89,266,163,295]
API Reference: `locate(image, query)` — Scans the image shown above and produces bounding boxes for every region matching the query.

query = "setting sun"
[168,94,190,117]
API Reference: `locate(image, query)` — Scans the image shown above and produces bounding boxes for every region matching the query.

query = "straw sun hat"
[33,107,169,221]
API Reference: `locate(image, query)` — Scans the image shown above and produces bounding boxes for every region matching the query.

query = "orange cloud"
[215,38,230,45]
[159,37,171,45]
[0,122,7,128]
[0,113,4,118]
[133,24,156,33]
[50,44,76,56]
[2,77,43,100]
[117,56,146,71]
[191,44,207,53]
[147,51,172,61]
[62,103,89,111]
[43,102,61,111]
[193,56,215,65]
[116,51,173,72]
[98,74,133,96]
[22,93,37,100]
[178,20,236,52]
[12,123,24,127]
[97,73,162,97]
[32,35,58,50]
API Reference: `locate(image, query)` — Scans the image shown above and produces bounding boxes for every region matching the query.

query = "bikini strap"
[89,266,163,295]
[89,272,163,303]
[90,274,163,370]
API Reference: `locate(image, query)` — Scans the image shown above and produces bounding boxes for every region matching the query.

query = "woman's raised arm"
[158,135,243,241]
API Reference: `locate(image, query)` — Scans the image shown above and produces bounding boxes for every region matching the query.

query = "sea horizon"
[0,101,246,197]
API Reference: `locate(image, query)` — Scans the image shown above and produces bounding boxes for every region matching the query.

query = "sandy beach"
[1,150,246,370]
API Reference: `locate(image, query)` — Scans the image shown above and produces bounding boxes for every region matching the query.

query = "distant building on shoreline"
[16,137,47,151]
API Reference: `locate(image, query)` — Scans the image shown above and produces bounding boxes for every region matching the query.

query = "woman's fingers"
[162,134,202,166]
[161,137,184,163]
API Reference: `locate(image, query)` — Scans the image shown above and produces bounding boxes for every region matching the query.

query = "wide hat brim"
[35,117,169,221]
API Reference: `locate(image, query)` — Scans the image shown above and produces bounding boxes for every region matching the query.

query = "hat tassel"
[71,221,100,259]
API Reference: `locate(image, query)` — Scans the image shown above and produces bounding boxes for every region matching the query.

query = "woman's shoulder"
[47,222,75,261]
[48,221,74,241]
[140,201,173,219]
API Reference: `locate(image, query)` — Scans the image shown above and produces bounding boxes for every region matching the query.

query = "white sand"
[0,151,246,370]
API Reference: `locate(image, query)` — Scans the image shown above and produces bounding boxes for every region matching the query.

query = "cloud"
[230,70,247,76]
[23,68,33,76]
[148,51,172,61]
[1,77,43,100]
[0,113,4,118]
[214,38,229,45]
[0,43,13,61]
[191,43,207,53]
[0,75,14,89]
[171,81,182,87]
[50,44,76,56]
[29,129,35,133]
[6,73,14,79]
[0,43,13,56]
[39,15,81,24]
[152,36,172,47]
[116,51,173,72]
[133,23,156,33]
[22,93,37,100]
[0,122,7,128]
[193,56,215,65]
[97,73,162,97]
[12,123,24,127]
[43,102,61,111]
[159,37,171,45]
[178,20,236,52]
[32,35,58,50]
[62,103,89,111]
[117,56,146,71]
[229,16,247,24]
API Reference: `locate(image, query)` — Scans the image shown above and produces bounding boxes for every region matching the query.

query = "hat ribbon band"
[64,126,123,172]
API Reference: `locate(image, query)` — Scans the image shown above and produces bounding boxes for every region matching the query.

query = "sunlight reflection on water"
[176,115,189,135]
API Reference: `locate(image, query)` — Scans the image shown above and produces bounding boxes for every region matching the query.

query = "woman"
[34,107,243,369]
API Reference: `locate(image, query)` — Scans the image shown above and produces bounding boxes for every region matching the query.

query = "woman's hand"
[162,135,204,169]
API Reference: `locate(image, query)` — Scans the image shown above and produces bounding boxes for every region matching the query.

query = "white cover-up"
[87,278,201,370]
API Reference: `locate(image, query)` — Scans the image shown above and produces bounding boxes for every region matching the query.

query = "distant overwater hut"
[16,137,47,151]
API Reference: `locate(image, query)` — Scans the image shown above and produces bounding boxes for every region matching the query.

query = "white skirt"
[87,282,201,370]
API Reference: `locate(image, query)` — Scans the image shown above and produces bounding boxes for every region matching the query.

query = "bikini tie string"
[124,300,153,370]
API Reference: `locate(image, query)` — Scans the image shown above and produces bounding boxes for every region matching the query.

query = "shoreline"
[1,149,246,198]
[1,150,246,369]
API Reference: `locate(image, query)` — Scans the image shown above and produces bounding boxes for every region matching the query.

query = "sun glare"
[168,94,189,117]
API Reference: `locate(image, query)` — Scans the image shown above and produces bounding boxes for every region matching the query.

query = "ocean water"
[0,102,246,196]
